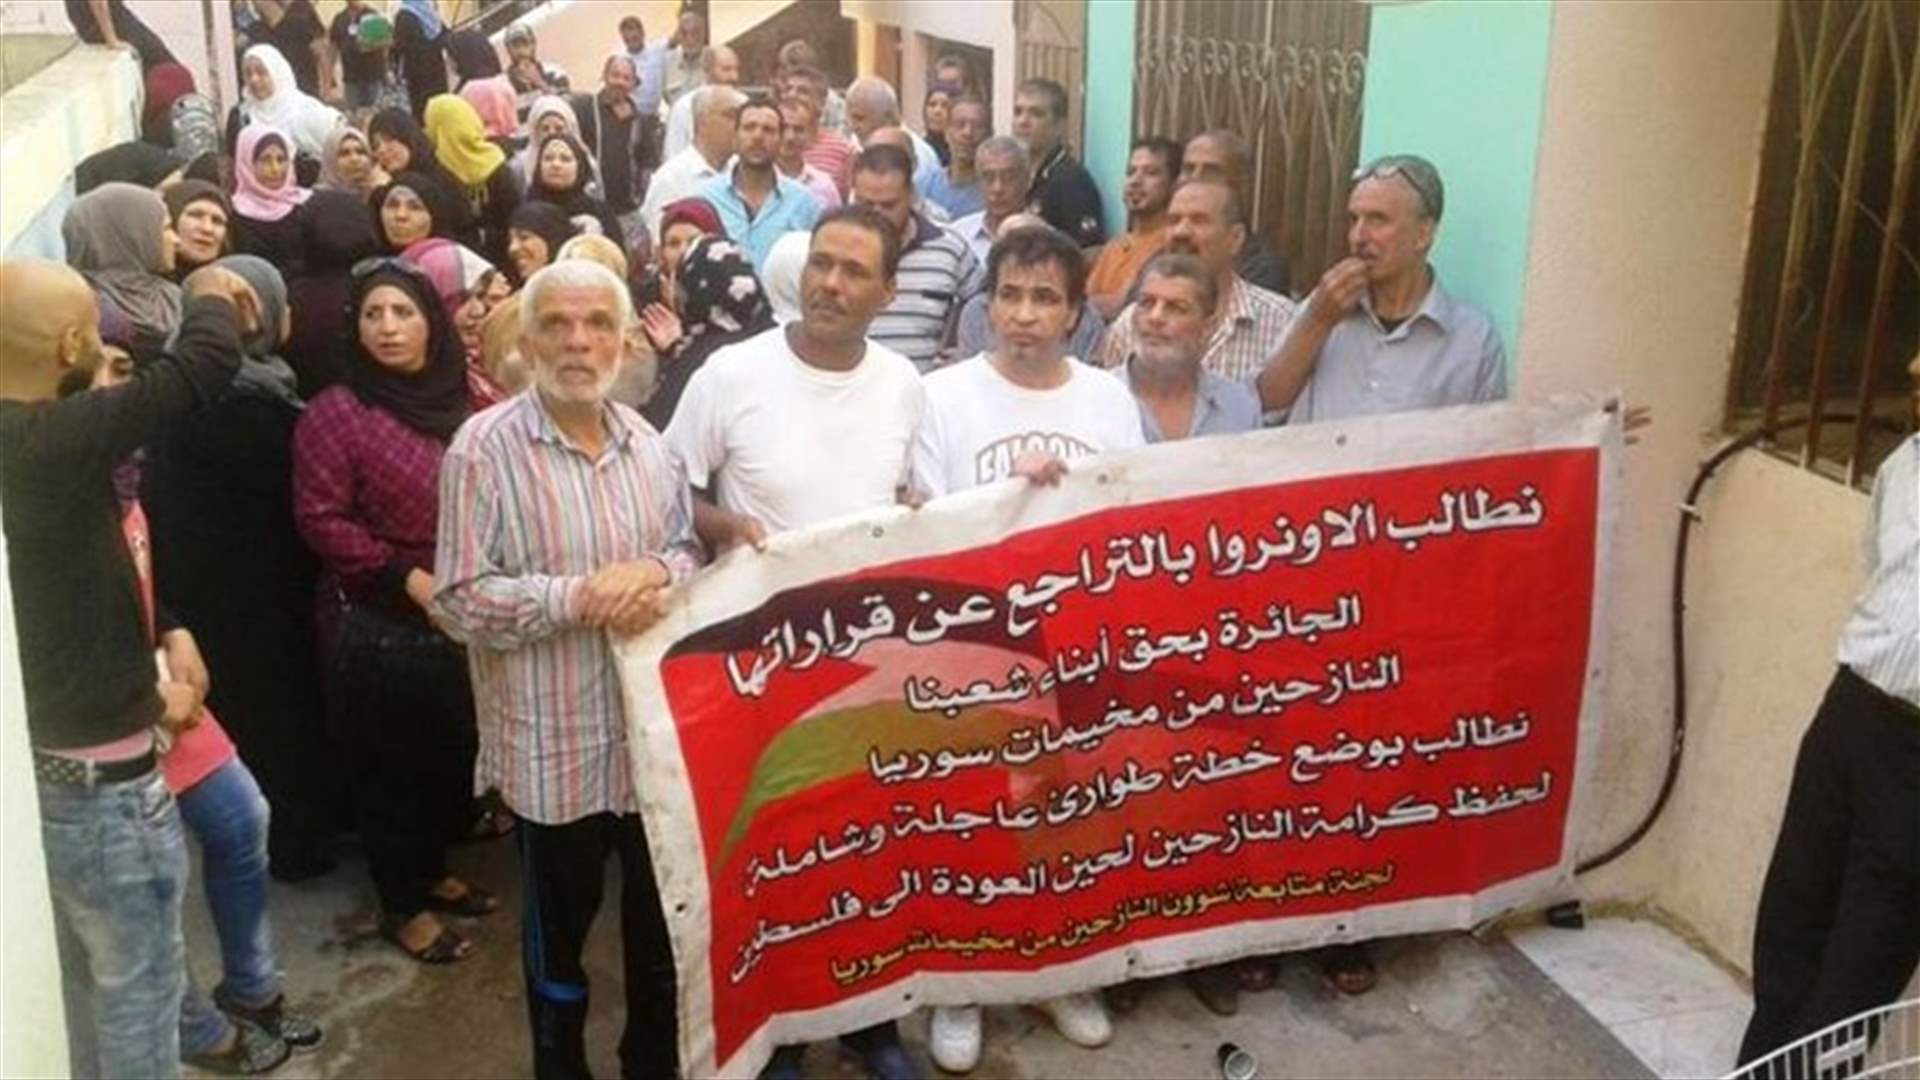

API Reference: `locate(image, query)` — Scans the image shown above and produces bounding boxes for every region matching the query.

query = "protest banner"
[615,393,1620,1076]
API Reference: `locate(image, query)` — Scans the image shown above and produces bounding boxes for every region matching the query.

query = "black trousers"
[516,812,679,1080]
[1738,666,1920,1074]
[333,606,477,918]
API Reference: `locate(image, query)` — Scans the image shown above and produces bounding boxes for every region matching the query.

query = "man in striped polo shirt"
[850,143,983,372]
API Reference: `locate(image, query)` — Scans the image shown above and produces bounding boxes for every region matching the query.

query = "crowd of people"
[13,4,1908,1080]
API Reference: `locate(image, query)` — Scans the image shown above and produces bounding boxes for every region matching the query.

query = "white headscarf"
[238,44,342,159]
[513,95,588,191]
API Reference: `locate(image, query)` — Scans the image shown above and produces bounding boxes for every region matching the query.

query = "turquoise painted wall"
[1082,0,1137,239]
[1360,0,1554,369]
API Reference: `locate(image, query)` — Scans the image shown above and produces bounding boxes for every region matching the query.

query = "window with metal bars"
[1726,0,1919,488]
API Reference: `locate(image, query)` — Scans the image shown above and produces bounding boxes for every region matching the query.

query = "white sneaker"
[1039,991,1112,1048]
[929,1004,983,1074]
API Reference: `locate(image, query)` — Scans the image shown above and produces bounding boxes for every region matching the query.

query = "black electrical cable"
[1574,414,1874,876]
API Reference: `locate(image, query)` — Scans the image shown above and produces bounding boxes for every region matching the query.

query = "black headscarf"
[76,140,181,194]
[163,179,231,227]
[345,262,472,441]
[371,171,458,251]
[642,236,773,431]
[507,201,577,279]
[368,107,439,177]
[301,190,382,271]
[447,29,503,85]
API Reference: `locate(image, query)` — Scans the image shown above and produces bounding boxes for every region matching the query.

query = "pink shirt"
[122,501,236,792]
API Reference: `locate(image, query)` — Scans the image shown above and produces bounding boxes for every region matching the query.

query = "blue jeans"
[40,767,190,1080]
[175,758,279,1056]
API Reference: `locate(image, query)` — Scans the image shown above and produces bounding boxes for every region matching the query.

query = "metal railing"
[1725,997,1920,1079]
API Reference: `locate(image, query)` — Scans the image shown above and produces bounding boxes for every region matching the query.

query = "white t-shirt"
[912,353,1145,498]
[666,326,925,534]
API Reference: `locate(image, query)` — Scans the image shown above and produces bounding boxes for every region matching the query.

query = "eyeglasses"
[1351,156,1443,220]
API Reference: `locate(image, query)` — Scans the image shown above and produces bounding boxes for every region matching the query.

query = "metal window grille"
[1727,0,1920,488]
[1132,0,1370,295]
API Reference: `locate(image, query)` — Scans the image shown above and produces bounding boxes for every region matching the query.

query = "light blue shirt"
[627,43,667,115]
[926,169,985,219]
[1838,433,1920,707]
[1284,273,1506,424]
[1124,361,1263,442]
[699,166,821,272]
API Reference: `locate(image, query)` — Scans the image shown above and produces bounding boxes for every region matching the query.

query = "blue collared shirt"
[1123,360,1263,442]
[698,165,821,272]
[926,168,985,219]
[1283,273,1507,424]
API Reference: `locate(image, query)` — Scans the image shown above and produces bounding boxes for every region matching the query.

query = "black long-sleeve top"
[0,296,241,749]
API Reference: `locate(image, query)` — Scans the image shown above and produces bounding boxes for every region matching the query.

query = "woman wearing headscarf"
[398,237,512,408]
[367,108,474,230]
[393,0,451,120]
[142,254,339,884]
[61,181,182,353]
[761,228,810,325]
[227,44,341,174]
[292,257,492,965]
[632,195,721,314]
[371,171,457,253]
[423,94,519,262]
[639,234,773,430]
[229,123,313,272]
[164,180,233,281]
[317,125,386,198]
[446,28,502,89]
[460,76,521,148]
[171,92,223,165]
[523,132,622,242]
[503,200,576,284]
[285,190,382,397]
[75,140,182,195]
[510,94,595,193]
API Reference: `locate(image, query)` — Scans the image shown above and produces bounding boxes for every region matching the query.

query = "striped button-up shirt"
[1099,276,1297,384]
[869,213,984,372]
[1838,433,1919,708]
[433,392,704,825]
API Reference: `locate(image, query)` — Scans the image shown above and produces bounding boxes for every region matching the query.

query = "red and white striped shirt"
[433,391,703,825]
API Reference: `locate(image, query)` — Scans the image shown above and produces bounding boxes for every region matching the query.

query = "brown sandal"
[381,915,474,964]
[1318,943,1378,995]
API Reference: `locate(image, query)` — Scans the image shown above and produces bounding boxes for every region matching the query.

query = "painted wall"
[1513,0,1845,974]
[842,0,1017,131]
[1360,0,1553,370]
[503,0,682,106]
[0,44,142,257]
[0,0,236,114]
[1081,0,1134,239]
[0,500,69,1077]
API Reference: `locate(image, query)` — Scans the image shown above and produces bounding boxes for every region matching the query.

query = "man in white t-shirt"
[913,224,1143,499]
[907,223,1143,1075]
[663,207,923,1080]
[668,204,924,548]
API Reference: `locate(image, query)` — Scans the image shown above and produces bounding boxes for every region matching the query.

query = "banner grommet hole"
[870,526,885,539]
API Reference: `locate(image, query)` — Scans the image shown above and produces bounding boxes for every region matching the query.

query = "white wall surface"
[1516,0,1875,972]
[841,0,1015,130]
[0,0,237,114]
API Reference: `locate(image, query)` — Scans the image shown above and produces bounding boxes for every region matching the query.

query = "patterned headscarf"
[674,236,772,348]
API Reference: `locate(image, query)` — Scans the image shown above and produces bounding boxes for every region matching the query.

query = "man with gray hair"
[951,135,1032,265]
[1121,252,1261,441]
[1181,130,1292,296]
[1256,153,1505,423]
[661,44,741,160]
[639,83,746,241]
[435,258,704,1080]
[845,76,942,194]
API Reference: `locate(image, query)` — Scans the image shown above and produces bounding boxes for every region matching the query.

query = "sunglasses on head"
[1351,157,1440,218]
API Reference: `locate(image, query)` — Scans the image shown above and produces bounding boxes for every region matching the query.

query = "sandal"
[423,882,501,917]
[1318,943,1378,995]
[381,915,474,964]
[1232,956,1278,992]
[456,806,515,845]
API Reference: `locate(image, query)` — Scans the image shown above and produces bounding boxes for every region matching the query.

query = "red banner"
[618,398,1615,1076]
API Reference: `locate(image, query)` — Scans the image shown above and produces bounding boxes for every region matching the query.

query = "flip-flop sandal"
[1232,957,1278,992]
[1318,943,1378,995]
[381,917,475,964]
[455,807,515,845]
[424,883,501,918]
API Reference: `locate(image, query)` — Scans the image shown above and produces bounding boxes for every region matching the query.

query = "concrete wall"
[0,44,142,257]
[503,0,681,104]
[841,0,1017,131]
[1513,0,1858,974]
[1361,0,1553,370]
[0,500,68,1077]
[0,0,236,114]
